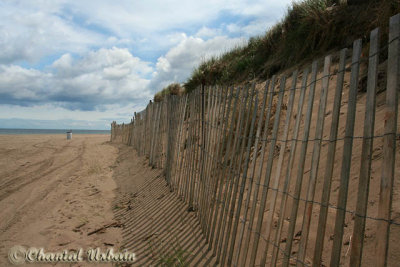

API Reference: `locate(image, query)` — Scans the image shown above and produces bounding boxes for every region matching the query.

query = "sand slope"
[111,143,214,266]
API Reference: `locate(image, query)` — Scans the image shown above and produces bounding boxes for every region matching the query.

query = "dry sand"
[0,134,123,266]
[0,134,213,267]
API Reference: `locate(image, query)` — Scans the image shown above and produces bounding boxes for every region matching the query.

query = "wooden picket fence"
[111,14,400,266]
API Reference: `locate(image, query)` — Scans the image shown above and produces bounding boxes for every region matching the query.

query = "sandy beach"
[0,134,212,266]
[0,134,123,266]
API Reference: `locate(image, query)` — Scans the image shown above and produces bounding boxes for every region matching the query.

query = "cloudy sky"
[0,0,292,130]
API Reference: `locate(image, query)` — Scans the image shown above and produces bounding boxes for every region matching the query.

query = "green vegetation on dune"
[154,83,184,102]
[155,0,400,98]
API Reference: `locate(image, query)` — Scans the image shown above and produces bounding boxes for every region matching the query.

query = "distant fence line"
[111,14,400,267]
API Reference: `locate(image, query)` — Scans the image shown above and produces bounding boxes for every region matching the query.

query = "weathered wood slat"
[219,85,254,266]
[312,48,347,267]
[204,87,224,236]
[330,38,362,267]
[226,93,259,266]
[206,86,233,243]
[214,85,248,262]
[376,13,399,267]
[208,86,237,251]
[282,59,318,267]
[260,70,298,265]
[250,76,287,267]
[271,67,309,267]
[297,55,331,266]
[235,80,269,266]
[212,87,243,252]
[246,78,276,267]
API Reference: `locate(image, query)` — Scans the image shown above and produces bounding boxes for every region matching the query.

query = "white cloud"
[0,47,153,110]
[149,35,247,92]
[0,34,248,109]
[0,3,105,64]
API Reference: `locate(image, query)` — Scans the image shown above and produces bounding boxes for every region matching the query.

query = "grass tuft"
[154,83,184,102]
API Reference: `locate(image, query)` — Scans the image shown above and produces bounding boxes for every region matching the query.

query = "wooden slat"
[197,86,209,228]
[208,86,238,250]
[250,76,287,266]
[188,90,198,207]
[226,93,259,265]
[185,93,195,203]
[192,88,201,207]
[330,38,362,267]
[312,48,347,267]
[260,70,298,265]
[270,67,309,267]
[297,55,332,266]
[176,97,188,196]
[196,88,203,207]
[205,86,231,242]
[282,59,318,267]
[200,86,212,230]
[211,85,241,251]
[172,96,182,189]
[375,13,400,267]
[205,86,224,236]
[219,85,254,266]
[181,96,191,200]
[149,102,158,166]
[174,95,188,191]
[214,86,248,262]
[200,86,215,231]
[246,78,276,267]
[235,79,270,266]
[165,96,173,185]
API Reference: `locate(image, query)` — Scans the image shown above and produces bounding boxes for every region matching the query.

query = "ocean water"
[0,128,110,135]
